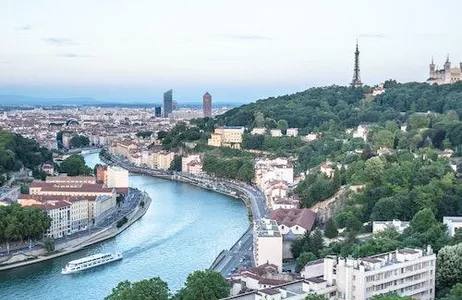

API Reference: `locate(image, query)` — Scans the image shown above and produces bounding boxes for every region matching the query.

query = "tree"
[43,237,55,252]
[169,155,182,171]
[365,157,385,184]
[332,168,341,191]
[305,294,327,300]
[253,112,265,128]
[440,283,462,300]
[105,277,169,300]
[324,218,338,239]
[373,130,394,148]
[309,229,324,257]
[59,154,92,176]
[277,119,289,134]
[174,270,229,300]
[296,252,317,272]
[436,243,462,292]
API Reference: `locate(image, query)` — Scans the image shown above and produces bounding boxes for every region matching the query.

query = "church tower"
[351,40,363,87]
[429,57,435,77]
[444,54,451,72]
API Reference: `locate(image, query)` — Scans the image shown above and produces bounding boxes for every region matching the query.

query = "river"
[0,152,248,300]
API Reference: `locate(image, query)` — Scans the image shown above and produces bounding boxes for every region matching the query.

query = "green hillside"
[217,81,462,132]
[0,130,52,176]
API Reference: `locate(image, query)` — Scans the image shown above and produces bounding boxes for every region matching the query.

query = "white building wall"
[107,166,129,188]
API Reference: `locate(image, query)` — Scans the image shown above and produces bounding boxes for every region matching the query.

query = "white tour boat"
[61,252,123,274]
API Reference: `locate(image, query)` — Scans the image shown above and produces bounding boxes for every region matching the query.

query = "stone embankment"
[0,192,152,271]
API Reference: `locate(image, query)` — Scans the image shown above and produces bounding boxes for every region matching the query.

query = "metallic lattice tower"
[351,40,363,87]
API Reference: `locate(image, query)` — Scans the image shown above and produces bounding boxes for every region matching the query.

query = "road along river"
[0,152,248,300]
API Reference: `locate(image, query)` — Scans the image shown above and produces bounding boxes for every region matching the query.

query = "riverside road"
[103,154,268,277]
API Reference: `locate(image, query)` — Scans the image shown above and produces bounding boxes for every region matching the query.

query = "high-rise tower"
[163,89,173,117]
[351,40,363,87]
[203,92,212,117]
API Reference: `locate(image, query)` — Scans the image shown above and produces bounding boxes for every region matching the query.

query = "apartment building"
[323,246,436,300]
[253,219,283,272]
[443,216,462,237]
[286,128,298,137]
[46,176,96,185]
[19,194,91,235]
[373,219,410,234]
[152,151,175,170]
[182,154,203,174]
[106,165,129,188]
[254,158,294,188]
[208,126,245,149]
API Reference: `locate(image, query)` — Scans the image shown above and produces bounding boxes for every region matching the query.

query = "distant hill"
[0,94,99,106]
[216,82,462,132]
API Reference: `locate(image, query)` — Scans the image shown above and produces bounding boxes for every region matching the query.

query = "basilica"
[427,55,462,85]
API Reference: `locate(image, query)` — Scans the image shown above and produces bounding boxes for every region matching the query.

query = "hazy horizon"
[1,0,461,103]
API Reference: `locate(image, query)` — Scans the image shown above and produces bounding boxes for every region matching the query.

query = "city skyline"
[0,0,461,103]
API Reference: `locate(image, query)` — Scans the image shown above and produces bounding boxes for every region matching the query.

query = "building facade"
[208,126,245,149]
[253,219,283,272]
[324,247,436,300]
[203,92,212,117]
[163,89,173,117]
[427,56,462,85]
[106,165,129,188]
[154,106,162,117]
[443,216,462,237]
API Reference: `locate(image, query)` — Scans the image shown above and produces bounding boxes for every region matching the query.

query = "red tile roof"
[268,208,316,231]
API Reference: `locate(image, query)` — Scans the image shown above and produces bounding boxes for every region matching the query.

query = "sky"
[0,0,461,103]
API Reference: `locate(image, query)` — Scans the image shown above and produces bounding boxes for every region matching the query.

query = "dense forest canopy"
[0,129,52,174]
[217,82,462,132]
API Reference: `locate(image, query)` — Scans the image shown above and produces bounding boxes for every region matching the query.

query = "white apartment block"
[443,216,462,237]
[323,246,436,300]
[286,128,298,137]
[254,158,294,188]
[93,195,117,224]
[251,127,266,135]
[270,129,283,137]
[42,201,71,238]
[253,219,283,272]
[106,165,129,188]
[373,219,410,235]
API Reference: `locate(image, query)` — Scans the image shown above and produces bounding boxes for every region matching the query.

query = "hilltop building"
[203,92,212,117]
[207,126,244,149]
[427,55,462,85]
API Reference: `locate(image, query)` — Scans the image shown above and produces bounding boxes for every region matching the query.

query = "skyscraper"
[203,92,212,117]
[163,89,173,117]
[351,40,363,87]
[154,106,162,118]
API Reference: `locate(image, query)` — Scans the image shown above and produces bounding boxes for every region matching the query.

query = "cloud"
[15,25,32,31]
[358,34,386,39]
[56,53,93,58]
[43,37,77,46]
[0,61,11,64]
[213,34,272,41]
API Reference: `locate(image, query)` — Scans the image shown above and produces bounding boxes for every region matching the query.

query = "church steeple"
[351,39,363,87]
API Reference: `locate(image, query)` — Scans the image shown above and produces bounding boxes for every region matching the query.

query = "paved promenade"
[0,191,152,271]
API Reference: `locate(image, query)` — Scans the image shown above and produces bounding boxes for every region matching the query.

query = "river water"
[0,153,248,300]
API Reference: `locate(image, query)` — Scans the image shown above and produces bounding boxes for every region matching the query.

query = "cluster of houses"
[16,166,128,239]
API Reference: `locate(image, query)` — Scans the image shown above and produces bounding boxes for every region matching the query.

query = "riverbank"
[100,152,266,276]
[0,192,152,271]
[100,154,257,221]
